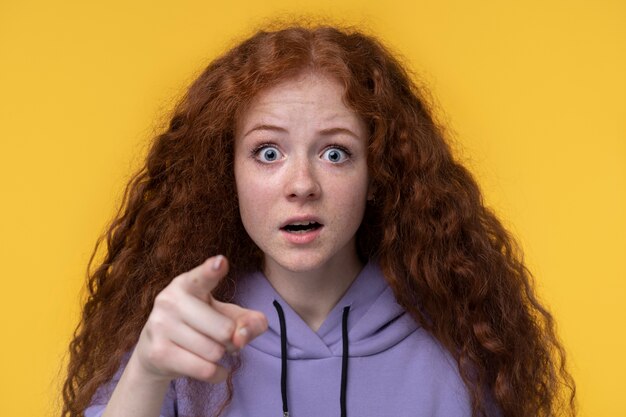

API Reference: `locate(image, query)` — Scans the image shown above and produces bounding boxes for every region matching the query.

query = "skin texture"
[234,71,372,330]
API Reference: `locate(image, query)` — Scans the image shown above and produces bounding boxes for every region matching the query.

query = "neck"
[263,253,363,332]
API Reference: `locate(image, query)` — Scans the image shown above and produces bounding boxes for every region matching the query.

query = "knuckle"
[197,362,217,381]
[208,344,225,361]
[148,312,168,332]
[253,312,269,330]
[146,343,169,365]
[217,320,235,342]
[174,272,189,286]
[149,322,165,338]
[154,292,176,311]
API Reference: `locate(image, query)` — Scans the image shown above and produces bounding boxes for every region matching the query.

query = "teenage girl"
[62,25,576,417]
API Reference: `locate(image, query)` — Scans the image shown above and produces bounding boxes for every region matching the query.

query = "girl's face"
[234,71,371,276]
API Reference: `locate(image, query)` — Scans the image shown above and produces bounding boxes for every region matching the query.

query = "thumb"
[212,300,269,349]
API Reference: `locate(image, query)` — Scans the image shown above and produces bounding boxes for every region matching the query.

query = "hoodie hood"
[236,260,420,359]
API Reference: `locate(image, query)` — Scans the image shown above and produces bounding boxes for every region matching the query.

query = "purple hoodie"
[86,261,497,417]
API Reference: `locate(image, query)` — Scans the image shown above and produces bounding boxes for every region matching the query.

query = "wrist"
[126,350,174,388]
[101,350,173,417]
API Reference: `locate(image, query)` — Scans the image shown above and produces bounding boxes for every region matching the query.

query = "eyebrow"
[242,124,361,140]
[243,124,287,138]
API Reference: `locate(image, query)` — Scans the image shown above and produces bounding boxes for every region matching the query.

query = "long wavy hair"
[61,24,576,417]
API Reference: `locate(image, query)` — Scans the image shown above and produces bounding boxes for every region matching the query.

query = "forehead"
[236,72,361,128]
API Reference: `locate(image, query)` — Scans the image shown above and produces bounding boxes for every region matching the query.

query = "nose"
[284,158,321,201]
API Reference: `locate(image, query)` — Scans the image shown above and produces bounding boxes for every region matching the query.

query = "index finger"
[212,300,269,349]
[177,255,228,302]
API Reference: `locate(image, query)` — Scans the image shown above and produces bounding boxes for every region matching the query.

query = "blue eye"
[322,147,349,163]
[255,146,282,163]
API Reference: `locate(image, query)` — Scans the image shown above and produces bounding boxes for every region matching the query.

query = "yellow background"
[1,1,624,416]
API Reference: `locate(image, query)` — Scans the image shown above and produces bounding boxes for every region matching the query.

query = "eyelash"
[250,143,353,163]
[322,145,352,161]
[250,142,274,157]
[250,143,279,163]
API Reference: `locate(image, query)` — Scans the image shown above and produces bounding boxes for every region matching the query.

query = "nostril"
[285,176,321,199]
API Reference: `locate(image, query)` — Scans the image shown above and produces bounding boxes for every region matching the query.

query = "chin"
[265,252,332,274]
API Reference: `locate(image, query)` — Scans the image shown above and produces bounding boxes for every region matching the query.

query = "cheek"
[235,169,275,233]
[236,181,258,224]
[331,170,370,216]
[234,165,254,222]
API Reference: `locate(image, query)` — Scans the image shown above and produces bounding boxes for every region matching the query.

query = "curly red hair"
[61,24,576,417]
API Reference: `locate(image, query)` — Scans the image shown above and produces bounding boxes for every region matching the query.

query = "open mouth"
[281,221,323,233]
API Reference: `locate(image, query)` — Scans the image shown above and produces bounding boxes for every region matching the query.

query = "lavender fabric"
[85,261,495,417]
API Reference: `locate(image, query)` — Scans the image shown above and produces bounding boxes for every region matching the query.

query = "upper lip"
[280,215,323,229]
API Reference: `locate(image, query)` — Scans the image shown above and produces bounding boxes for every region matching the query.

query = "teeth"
[290,221,315,226]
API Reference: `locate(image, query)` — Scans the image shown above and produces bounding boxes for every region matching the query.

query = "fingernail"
[238,327,248,339]
[212,255,224,271]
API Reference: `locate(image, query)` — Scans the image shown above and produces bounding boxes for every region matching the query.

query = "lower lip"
[280,227,323,245]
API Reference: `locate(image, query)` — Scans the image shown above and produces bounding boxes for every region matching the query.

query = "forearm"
[101,352,172,417]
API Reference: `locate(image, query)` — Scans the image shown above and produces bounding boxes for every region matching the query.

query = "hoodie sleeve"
[83,350,177,417]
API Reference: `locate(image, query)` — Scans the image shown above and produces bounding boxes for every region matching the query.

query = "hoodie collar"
[236,260,419,359]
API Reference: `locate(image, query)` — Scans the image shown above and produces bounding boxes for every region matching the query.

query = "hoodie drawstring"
[273,300,351,417]
[273,300,290,417]
[340,306,350,417]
